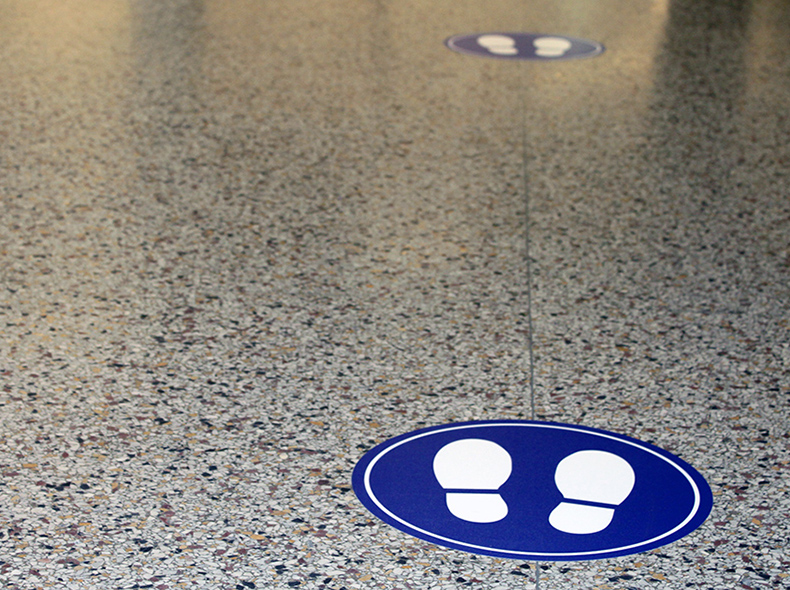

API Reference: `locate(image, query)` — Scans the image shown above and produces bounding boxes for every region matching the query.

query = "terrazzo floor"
[1,0,789,588]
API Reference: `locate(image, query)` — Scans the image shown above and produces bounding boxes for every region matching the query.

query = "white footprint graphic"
[476,34,518,56]
[549,450,635,534]
[433,439,512,523]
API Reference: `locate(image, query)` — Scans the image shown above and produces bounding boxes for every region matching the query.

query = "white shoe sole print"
[433,439,512,523]
[549,450,635,534]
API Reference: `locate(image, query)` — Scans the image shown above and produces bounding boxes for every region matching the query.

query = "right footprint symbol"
[549,450,635,535]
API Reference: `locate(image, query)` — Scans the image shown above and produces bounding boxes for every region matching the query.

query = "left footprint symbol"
[433,439,512,523]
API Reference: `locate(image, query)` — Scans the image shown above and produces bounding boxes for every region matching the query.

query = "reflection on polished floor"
[1,0,789,588]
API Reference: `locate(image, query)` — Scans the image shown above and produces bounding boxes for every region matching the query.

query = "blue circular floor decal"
[445,33,604,61]
[352,421,712,561]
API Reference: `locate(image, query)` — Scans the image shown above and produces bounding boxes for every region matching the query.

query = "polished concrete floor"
[1,0,789,588]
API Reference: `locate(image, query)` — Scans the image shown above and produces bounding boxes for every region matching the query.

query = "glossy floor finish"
[1,0,789,588]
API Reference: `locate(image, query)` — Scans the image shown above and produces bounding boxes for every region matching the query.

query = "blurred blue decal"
[446,33,604,61]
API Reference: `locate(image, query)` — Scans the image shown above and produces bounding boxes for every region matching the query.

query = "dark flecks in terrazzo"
[1,0,790,589]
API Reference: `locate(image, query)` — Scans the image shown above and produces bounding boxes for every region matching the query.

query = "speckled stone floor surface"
[1,0,788,588]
